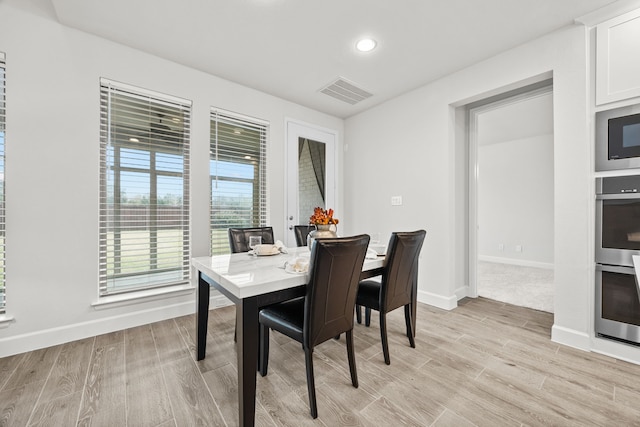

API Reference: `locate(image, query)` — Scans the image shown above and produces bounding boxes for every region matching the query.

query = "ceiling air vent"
[319,77,373,105]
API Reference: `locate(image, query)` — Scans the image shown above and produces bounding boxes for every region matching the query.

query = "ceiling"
[48,0,619,119]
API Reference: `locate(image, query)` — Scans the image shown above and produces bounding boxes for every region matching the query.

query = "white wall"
[0,1,343,357]
[478,134,554,266]
[344,24,605,356]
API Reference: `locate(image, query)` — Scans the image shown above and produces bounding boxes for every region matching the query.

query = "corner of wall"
[551,323,590,351]
[418,290,458,311]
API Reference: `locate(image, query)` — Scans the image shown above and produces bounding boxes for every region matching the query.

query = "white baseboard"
[0,294,230,358]
[551,324,590,351]
[417,289,457,310]
[455,285,472,300]
[552,325,640,366]
[479,255,554,270]
[591,335,640,365]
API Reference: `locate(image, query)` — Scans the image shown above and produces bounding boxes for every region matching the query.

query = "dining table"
[192,246,385,427]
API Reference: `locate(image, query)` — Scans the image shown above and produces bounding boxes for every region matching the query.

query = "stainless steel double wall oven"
[595,175,640,345]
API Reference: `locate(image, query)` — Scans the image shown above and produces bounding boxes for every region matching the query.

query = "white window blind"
[0,53,6,313]
[99,79,191,296]
[210,110,268,255]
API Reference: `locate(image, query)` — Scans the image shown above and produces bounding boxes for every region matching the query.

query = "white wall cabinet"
[596,8,640,105]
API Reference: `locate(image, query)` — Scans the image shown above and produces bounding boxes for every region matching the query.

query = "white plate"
[248,249,280,256]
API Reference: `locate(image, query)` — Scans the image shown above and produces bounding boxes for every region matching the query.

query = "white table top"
[192,247,384,299]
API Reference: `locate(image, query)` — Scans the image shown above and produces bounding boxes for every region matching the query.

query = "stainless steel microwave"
[596,103,640,171]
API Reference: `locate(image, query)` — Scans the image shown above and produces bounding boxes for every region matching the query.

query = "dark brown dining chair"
[258,234,370,419]
[228,226,275,341]
[356,230,426,365]
[228,226,275,253]
[293,225,315,247]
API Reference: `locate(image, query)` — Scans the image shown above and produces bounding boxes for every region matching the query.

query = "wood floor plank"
[207,305,237,339]
[473,368,592,426]
[0,352,25,391]
[309,382,368,427]
[316,368,376,415]
[203,362,277,427]
[2,346,61,391]
[432,408,476,427]
[416,361,522,427]
[554,343,640,394]
[614,384,640,411]
[374,373,443,425]
[162,355,225,426]
[39,337,94,402]
[174,314,236,374]
[255,369,318,426]
[94,330,124,349]
[359,396,424,427]
[78,342,126,419]
[28,390,83,426]
[541,375,640,426]
[497,339,616,399]
[151,318,190,364]
[124,324,173,427]
[202,363,238,425]
[0,380,44,426]
[76,404,127,427]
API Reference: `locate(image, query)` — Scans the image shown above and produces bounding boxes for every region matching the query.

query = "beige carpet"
[478,261,554,313]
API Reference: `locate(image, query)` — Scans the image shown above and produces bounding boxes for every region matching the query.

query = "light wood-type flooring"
[2,297,640,426]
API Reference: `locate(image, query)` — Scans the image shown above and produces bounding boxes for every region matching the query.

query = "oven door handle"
[596,263,636,274]
[633,255,640,302]
[596,193,640,200]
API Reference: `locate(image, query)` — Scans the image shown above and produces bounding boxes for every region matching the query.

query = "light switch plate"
[391,196,403,206]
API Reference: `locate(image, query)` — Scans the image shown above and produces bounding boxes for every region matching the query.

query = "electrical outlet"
[498,243,504,251]
[516,245,523,252]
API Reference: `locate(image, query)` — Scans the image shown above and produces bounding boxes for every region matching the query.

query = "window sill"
[92,283,195,310]
[0,314,16,329]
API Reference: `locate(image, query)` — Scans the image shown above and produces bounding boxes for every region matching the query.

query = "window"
[210,110,267,255]
[0,53,5,313]
[99,79,191,296]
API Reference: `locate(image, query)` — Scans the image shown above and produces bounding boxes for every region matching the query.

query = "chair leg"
[404,304,416,348]
[259,323,270,376]
[346,329,358,388]
[365,307,371,327]
[304,347,318,419]
[356,305,362,324]
[380,312,390,365]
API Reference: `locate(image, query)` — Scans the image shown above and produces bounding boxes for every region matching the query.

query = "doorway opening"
[468,82,554,313]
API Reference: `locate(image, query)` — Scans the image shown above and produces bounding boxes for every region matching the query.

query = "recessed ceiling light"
[356,38,377,52]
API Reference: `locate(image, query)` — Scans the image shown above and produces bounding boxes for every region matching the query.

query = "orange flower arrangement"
[309,207,339,225]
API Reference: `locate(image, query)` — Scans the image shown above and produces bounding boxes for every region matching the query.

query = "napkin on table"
[284,255,309,273]
[365,249,378,259]
[275,240,288,254]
